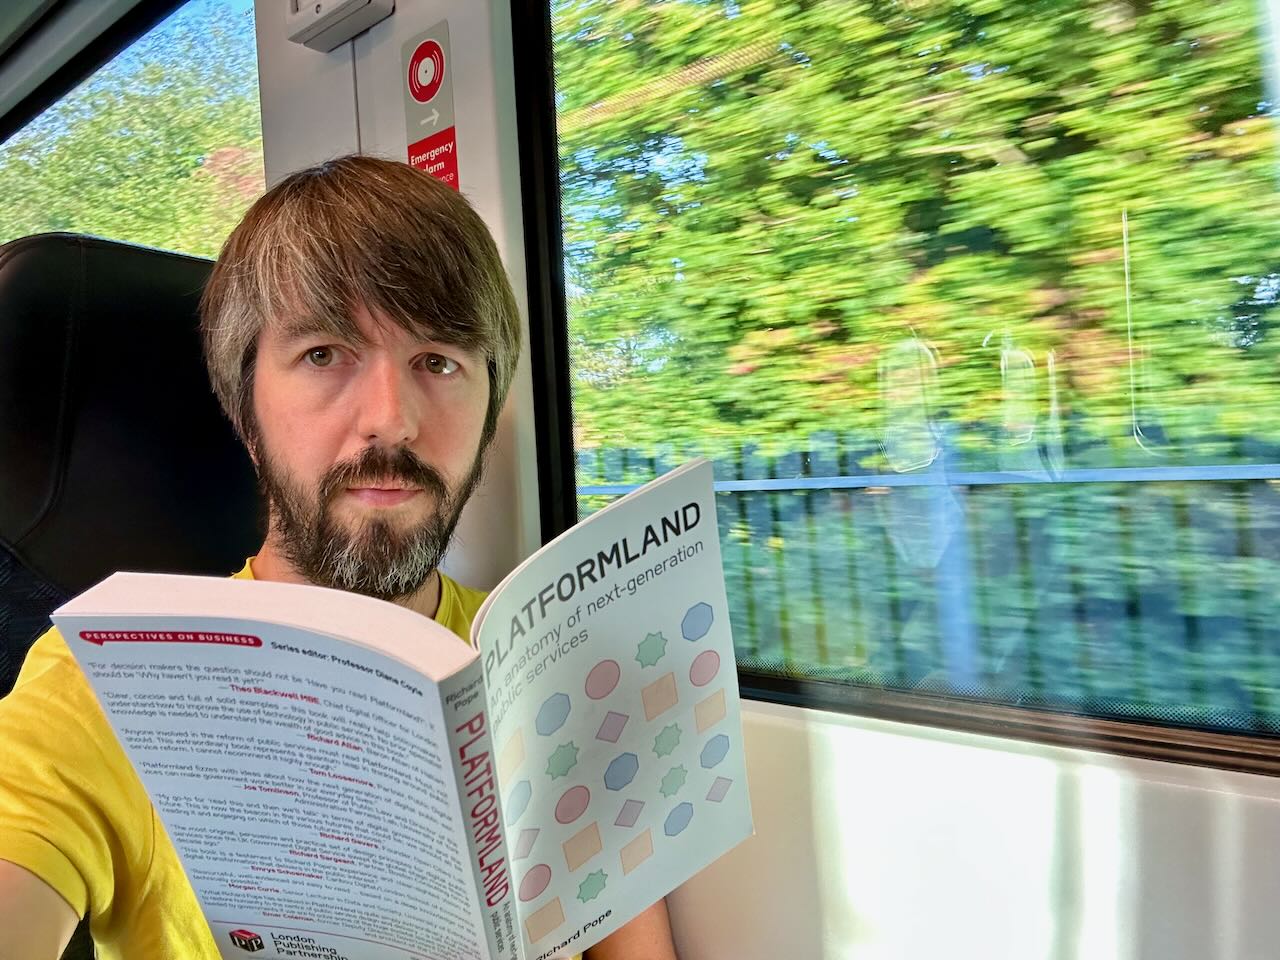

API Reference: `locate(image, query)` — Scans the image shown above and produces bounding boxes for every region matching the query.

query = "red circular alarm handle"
[407,40,446,104]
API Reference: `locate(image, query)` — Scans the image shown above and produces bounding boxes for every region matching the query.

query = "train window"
[547,0,1280,741]
[0,0,262,257]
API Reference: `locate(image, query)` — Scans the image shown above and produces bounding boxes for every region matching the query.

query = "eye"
[419,353,460,375]
[304,346,335,367]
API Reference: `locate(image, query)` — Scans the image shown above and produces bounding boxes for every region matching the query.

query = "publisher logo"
[229,929,265,952]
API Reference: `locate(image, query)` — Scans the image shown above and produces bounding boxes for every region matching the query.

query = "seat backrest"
[0,233,261,698]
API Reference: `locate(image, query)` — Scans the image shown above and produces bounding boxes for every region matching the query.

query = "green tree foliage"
[555,0,1280,462]
[556,0,1280,729]
[0,1,263,257]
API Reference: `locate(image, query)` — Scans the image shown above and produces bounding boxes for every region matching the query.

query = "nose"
[353,355,420,447]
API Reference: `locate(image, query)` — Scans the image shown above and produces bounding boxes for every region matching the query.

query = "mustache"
[317,446,450,503]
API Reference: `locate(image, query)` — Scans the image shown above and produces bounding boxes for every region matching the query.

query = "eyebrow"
[270,317,473,353]
[273,317,362,345]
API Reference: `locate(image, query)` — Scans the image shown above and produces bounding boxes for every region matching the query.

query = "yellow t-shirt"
[0,560,487,960]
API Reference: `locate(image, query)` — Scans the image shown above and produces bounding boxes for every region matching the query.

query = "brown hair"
[200,155,521,449]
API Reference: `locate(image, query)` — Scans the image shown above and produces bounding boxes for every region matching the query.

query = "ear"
[240,419,262,475]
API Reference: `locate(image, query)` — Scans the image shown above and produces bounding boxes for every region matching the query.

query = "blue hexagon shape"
[536,693,571,736]
[507,780,532,822]
[604,752,639,791]
[681,602,714,642]
[700,734,730,769]
[664,802,694,837]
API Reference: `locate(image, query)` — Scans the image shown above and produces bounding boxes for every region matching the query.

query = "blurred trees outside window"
[0,0,263,257]
[554,0,1280,734]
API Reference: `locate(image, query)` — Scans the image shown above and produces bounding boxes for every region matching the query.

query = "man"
[0,156,678,960]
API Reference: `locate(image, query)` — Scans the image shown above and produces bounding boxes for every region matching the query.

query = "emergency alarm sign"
[402,21,458,190]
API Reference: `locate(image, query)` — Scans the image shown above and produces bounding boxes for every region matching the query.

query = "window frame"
[0,0,186,145]
[511,0,580,544]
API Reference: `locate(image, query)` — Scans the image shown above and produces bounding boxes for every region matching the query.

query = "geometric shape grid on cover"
[515,827,540,859]
[700,733,730,769]
[620,828,654,875]
[695,688,726,733]
[507,779,533,822]
[653,722,682,758]
[499,728,526,780]
[706,777,733,803]
[577,869,608,903]
[659,765,687,798]
[546,741,579,780]
[664,801,694,837]
[689,649,720,687]
[555,785,591,825]
[536,692,572,736]
[604,752,639,791]
[596,710,629,743]
[642,672,678,721]
[615,798,645,828]
[636,631,667,668]
[519,863,553,902]
[681,602,714,641]
[526,897,565,944]
[564,821,603,871]
[585,659,621,700]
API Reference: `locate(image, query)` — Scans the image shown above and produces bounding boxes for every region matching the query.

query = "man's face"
[251,303,491,601]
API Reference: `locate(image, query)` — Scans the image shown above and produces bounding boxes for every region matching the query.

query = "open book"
[52,459,752,960]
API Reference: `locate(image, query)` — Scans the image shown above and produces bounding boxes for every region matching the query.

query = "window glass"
[553,0,1280,733]
[0,0,263,257]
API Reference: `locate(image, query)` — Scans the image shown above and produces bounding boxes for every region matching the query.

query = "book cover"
[52,460,751,960]
[474,460,753,959]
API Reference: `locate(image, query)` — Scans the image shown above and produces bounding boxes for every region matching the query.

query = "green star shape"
[635,631,667,668]
[653,723,682,758]
[577,869,607,903]
[659,764,687,798]
[546,742,579,780]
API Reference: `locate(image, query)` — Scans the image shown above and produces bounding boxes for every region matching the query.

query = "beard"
[257,443,484,603]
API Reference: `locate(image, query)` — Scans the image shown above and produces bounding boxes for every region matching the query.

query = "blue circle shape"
[681,602,714,642]
[664,802,694,837]
[536,692,571,736]
[604,752,639,791]
[507,780,533,822]
[700,734,730,769]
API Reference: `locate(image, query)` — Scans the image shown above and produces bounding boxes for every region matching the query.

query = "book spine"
[440,660,521,960]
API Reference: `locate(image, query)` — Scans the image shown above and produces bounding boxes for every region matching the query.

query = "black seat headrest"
[0,233,260,594]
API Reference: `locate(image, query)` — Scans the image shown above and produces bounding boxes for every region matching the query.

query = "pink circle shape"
[690,650,720,687]
[555,785,591,824]
[519,864,552,902]
[585,659,621,700]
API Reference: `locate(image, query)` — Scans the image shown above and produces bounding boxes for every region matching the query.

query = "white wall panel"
[254,0,360,186]
[673,701,1280,960]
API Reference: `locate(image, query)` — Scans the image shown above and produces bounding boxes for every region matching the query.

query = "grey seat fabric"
[0,232,261,958]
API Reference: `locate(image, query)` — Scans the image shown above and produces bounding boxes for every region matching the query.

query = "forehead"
[263,302,445,348]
